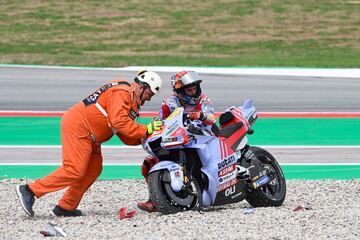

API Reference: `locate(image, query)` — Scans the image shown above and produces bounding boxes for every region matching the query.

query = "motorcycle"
[142,98,286,214]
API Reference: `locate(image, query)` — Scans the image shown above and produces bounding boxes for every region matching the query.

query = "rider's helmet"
[135,70,163,95]
[171,71,202,105]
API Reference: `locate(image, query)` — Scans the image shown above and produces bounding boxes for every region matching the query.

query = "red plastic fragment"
[125,210,136,219]
[293,205,312,212]
[119,208,127,220]
[119,208,136,220]
[293,205,305,212]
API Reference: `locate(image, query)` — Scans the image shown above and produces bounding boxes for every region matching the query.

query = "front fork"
[178,150,194,194]
[180,163,193,194]
[237,145,273,189]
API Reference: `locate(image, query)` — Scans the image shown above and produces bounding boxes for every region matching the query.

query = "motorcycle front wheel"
[245,146,286,207]
[148,170,202,214]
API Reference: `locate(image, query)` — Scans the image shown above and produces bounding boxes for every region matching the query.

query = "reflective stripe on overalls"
[94,102,118,134]
[82,81,131,136]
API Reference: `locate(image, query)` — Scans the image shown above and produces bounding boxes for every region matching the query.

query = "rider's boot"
[137,199,157,213]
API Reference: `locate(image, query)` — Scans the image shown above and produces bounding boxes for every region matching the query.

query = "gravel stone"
[1,179,359,239]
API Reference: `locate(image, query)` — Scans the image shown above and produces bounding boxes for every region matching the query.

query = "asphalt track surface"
[1,146,360,165]
[1,65,359,166]
[1,65,360,112]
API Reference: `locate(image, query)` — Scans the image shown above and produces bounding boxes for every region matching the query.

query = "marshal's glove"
[189,111,206,121]
[147,118,163,135]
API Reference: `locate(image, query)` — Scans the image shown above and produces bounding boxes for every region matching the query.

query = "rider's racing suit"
[141,93,216,181]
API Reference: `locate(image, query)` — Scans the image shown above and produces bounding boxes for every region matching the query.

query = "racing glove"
[189,111,206,121]
[147,118,163,135]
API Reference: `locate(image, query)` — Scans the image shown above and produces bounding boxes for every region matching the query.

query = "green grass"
[0,0,359,67]
[2,165,360,180]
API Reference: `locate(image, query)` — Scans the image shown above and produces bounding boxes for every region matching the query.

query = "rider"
[137,70,216,212]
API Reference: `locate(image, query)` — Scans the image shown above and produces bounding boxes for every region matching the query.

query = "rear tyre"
[245,146,286,207]
[148,170,202,214]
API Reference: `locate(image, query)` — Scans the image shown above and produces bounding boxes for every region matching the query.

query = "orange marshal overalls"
[28,81,147,211]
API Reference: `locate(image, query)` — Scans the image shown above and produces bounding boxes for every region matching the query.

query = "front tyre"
[245,146,286,207]
[148,170,202,214]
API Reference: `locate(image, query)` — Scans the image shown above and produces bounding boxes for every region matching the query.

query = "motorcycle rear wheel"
[148,170,202,214]
[245,146,286,207]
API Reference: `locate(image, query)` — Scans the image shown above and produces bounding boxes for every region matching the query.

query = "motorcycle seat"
[219,111,234,125]
[218,121,243,138]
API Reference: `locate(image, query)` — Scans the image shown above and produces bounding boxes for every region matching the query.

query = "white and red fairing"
[143,99,256,207]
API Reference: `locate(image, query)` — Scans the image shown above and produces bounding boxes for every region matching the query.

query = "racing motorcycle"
[142,98,286,214]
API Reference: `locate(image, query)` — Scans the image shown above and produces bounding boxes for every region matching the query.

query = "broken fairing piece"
[40,222,67,237]
[243,207,255,214]
[293,205,313,212]
[119,207,136,220]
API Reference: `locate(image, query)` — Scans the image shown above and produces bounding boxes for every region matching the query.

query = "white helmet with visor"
[171,71,202,105]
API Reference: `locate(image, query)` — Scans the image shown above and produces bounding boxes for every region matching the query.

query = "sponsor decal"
[225,185,236,197]
[129,108,138,120]
[162,136,178,143]
[218,155,236,170]
[253,175,270,188]
[82,81,130,106]
[165,122,179,135]
[218,164,236,177]
[167,108,182,119]
[83,83,113,105]
[217,178,238,192]
[231,192,243,199]
[218,170,237,184]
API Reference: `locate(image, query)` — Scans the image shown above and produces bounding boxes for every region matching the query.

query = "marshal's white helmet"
[135,70,163,95]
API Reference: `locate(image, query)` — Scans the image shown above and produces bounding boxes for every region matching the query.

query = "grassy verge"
[1,0,360,67]
[1,117,360,145]
[1,165,360,180]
